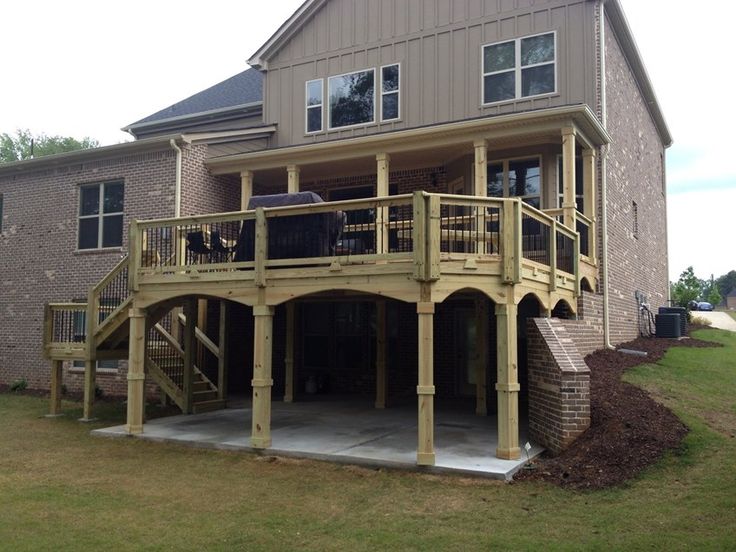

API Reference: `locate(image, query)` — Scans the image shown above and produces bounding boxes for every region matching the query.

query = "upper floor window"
[78,181,124,250]
[381,64,400,121]
[329,69,376,129]
[487,157,541,209]
[482,32,556,105]
[306,79,323,134]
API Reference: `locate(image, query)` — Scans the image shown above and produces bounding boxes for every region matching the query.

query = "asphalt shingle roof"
[128,68,263,128]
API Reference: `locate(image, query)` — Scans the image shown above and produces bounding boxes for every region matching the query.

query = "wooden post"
[182,299,196,414]
[376,153,390,255]
[413,191,427,281]
[495,301,521,460]
[129,220,140,291]
[81,292,97,422]
[241,170,254,211]
[284,302,295,403]
[218,301,229,401]
[502,199,522,284]
[48,360,63,417]
[474,140,488,255]
[287,165,300,194]
[416,299,435,466]
[550,219,558,291]
[251,305,275,449]
[583,148,597,263]
[197,298,208,371]
[254,207,268,288]
[125,307,146,435]
[562,127,577,231]
[375,300,387,409]
[475,299,488,416]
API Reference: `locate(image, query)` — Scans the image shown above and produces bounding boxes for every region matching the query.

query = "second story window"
[482,32,556,105]
[381,64,400,121]
[306,79,323,134]
[487,157,542,209]
[329,69,375,129]
[78,181,124,250]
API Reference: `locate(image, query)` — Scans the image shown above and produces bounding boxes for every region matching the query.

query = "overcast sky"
[1,0,733,282]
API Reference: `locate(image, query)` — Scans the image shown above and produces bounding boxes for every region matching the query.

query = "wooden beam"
[81,360,96,422]
[251,305,275,449]
[284,302,295,403]
[218,301,229,401]
[376,153,390,255]
[125,307,146,435]
[182,299,196,414]
[562,127,577,230]
[287,165,300,194]
[48,360,63,417]
[495,301,521,460]
[474,140,488,255]
[475,299,488,416]
[416,299,435,466]
[375,300,387,409]
[241,170,254,211]
[582,148,597,263]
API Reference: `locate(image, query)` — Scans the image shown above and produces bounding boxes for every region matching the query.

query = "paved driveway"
[692,311,736,332]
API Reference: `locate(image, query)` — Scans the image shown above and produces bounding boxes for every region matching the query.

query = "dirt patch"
[515,332,721,490]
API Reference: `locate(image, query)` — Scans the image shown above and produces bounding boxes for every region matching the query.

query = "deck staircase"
[44,255,226,414]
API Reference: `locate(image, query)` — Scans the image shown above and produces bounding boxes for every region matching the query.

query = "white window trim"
[481,30,557,107]
[305,78,324,135]
[327,67,377,131]
[77,181,124,251]
[488,155,543,207]
[380,63,401,123]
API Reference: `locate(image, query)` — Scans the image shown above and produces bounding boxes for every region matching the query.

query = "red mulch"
[514,328,721,490]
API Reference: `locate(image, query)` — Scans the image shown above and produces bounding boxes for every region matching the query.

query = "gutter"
[170,139,183,218]
[600,1,613,350]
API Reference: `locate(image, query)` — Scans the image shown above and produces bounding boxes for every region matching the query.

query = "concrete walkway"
[693,311,736,332]
[93,400,542,480]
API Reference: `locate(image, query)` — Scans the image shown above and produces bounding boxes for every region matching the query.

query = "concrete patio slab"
[92,400,543,480]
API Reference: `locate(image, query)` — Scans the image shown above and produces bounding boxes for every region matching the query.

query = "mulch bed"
[514,328,721,490]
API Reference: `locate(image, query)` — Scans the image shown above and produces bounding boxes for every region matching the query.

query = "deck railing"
[43,303,88,357]
[129,192,580,290]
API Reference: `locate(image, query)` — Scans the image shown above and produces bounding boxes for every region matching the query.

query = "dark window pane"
[509,159,541,197]
[80,186,99,216]
[102,215,123,248]
[307,106,322,133]
[382,92,399,120]
[382,64,399,92]
[103,182,124,213]
[307,80,322,106]
[521,64,555,97]
[521,34,554,66]
[523,197,541,209]
[484,41,515,73]
[98,360,118,370]
[329,70,375,128]
[484,72,515,103]
[487,163,504,197]
[78,218,99,249]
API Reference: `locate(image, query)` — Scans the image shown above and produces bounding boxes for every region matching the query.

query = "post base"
[125,424,143,435]
[416,452,436,466]
[496,447,521,460]
[251,437,272,449]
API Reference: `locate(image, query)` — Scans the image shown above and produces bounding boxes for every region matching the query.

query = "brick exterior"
[181,143,240,216]
[555,291,605,357]
[527,317,591,455]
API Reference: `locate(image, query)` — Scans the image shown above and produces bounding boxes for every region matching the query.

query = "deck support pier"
[48,360,64,417]
[284,302,295,403]
[80,359,96,422]
[218,301,229,401]
[475,299,488,416]
[251,305,275,449]
[125,307,147,435]
[416,301,436,466]
[375,300,387,409]
[495,301,521,460]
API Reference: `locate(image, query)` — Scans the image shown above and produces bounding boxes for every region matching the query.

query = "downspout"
[600,1,613,349]
[170,139,182,218]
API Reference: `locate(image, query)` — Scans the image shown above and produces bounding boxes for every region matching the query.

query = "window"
[381,64,400,121]
[556,156,584,211]
[0,194,3,234]
[78,181,124,250]
[632,201,639,239]
[482,32,556,105]
[329,69,376,129]
[306,79,323,134]
[487,157,542,208]
[73,360,119,371]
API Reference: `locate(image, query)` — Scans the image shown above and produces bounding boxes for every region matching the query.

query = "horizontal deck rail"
[43,303,88,358]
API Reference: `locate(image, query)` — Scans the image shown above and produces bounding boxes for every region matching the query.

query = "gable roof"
[123,69,263,135]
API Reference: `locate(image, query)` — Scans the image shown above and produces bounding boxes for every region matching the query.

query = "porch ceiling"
[206,104,610,177]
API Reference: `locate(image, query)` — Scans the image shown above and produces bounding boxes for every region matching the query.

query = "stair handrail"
[89,256,131,337]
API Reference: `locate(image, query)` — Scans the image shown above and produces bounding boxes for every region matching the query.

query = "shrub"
[10,379,28,392]
[94,384,104,399]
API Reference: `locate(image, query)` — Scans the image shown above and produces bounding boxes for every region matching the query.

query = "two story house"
[0,0,670,472]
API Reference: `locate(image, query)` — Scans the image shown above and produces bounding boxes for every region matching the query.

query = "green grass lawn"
[2,330,736,551]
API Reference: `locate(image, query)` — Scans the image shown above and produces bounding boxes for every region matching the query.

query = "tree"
[707,286,722,307]
[716,270,736,299]
[670,266,702,307]
[0,129,99,163]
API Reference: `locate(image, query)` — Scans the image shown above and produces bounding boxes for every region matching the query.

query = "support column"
[474,140,488,254]
[284,302,295,403]
[287,165,300,194]
[182,299,196,414]
[376,153,390,255]
[475,299,488,416]
[375,300,387,409]
[218,301,229,401]
[126,307,146,435]
[562,127,577,230]
[495,301,521,460]
[583,148,598,263]
[48,360,63,417]
[251,305,275,449]
[80,359,96,422]
[240,170,254,211]
[416,301,435,466]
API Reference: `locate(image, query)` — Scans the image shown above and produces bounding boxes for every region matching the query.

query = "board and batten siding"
[264,0,598,148]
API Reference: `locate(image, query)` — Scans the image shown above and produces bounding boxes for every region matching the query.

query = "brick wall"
[555,291,605,357]
[181,143,240,216]
[603,14,669,345]
[527,317,591,454]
